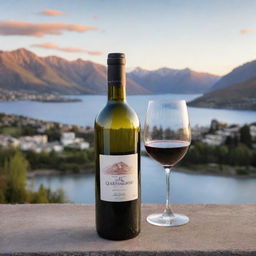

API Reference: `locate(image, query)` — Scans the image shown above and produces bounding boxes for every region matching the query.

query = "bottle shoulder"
[95,101,140,129]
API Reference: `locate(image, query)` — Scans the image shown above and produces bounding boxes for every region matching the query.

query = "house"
[66,141,90,150]
[61,132,76,146]
[0,135,20,147]
[191,125,208,141]
[202,134,225,146]
[61,132,90,149]
[250,125,256,138]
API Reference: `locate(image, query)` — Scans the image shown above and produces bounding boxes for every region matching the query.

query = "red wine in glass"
[144,99,191,226]
[145,140,190,167]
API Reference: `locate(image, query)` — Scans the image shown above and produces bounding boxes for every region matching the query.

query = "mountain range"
[0,48,219,95]
[189,59,256,110]
[189,77,256,110]
[0,48,148,95]
[1,48,255,110]
[128,67,219,94]
[209,59,256,92]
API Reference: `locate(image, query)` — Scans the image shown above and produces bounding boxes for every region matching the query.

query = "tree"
[240,125,252,148]
[151,126,163,139]
[48,188,66,203]
[225,135,239,147]
[30,186,66,203]
[45,127,61,142]
[209,119,219,133]
[227,144,251,166]
[0,171,6,203]
[0,149,67,204]
[30,185,49,203]
[216,145,229,164]
[4,151,28,203]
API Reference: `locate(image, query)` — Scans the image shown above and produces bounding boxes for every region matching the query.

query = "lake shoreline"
[27,168,94,178]
[174,166,256,178]
[1,94,256,127]
[27,165,256,179]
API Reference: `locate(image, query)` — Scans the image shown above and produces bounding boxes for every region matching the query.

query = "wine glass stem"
[164,167,174,216]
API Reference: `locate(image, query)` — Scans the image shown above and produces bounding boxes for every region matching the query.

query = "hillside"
[209,59,256,92]
[128,67,220,94]
[189,77,256,110]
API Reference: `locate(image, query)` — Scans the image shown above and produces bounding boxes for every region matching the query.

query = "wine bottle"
[94,53,141,240]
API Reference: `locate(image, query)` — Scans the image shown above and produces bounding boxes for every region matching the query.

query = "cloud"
[39,9,66,16]
[240,28,255,34]
[31,42,102,55]
[0,20,98,37]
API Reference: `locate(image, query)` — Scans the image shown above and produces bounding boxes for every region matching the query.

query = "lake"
[1,93,256,204]
[0,94,256,127]
[29,156,256,204]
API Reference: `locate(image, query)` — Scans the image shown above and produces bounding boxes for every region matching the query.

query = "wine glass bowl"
[144,100,191,227]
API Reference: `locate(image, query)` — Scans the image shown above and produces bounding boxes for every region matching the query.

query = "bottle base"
[97,230,140,241]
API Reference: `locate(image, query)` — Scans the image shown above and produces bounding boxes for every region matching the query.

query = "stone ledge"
[0,204,255,256]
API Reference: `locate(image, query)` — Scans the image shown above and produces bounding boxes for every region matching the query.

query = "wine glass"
[144,99,191,227]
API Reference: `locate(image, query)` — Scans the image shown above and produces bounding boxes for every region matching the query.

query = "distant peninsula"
[0,88,81,103]
[189,77,256,110]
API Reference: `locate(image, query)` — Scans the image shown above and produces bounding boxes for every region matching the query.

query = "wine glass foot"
[147,213,189,227]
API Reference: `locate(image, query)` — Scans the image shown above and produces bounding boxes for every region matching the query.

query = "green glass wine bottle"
[94,53,141,240]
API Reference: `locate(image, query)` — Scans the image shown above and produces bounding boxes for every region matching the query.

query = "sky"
[0,0,256,75]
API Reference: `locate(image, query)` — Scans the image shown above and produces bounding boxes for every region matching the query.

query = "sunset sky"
[0,0,256,75]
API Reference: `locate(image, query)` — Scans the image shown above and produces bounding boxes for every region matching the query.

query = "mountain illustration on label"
[104,161,133,175]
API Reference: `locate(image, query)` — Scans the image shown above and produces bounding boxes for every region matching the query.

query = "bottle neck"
[107,64,126,102]
[108,85,126,101]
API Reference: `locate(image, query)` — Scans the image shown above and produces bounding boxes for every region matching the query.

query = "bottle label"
[100,153,138,202]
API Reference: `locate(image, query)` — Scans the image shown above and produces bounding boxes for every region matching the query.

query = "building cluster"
[191,125,209,141]
[0,114,91,153]
[0,88,80,102]
[0,132,89,153]
[0,113,92,134]
[1,113,255,151]
[192,120,256,146]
